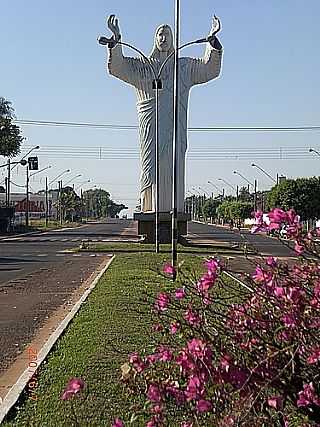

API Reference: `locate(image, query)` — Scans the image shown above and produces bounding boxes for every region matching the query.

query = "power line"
[15,119,320,132]
[16,144,320,161]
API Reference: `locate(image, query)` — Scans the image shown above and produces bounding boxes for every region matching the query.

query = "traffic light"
[28,156,39,170]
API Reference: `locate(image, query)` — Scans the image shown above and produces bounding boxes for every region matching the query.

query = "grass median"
[2,248,209,426]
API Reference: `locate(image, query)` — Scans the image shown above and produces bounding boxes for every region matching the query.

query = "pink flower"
[267,396,283,410]
[297,382,320,407]
[129,352,146,373]
[170,321,180,334]
[152,323,163,332]
[220,354,232,372]
[61,377,85,400]
[163,263,176,276]
[274,286,285,298]
[184,308,201,326]
[252,265,271,283]
[147,384,162,403]
[157,345,173,362]
[205,258,220,272]
[181,422,193,427]
[146,418,157,427]
[266,256,277,267]
[185,375,203,401]
[175,287,186,299]
[282,313,297,328]
[155,292,170,311]
[196,399,212,413]
[112,419,124,427]
[307,347,320,364]
[294,241,304,254]
[268,208,288,224]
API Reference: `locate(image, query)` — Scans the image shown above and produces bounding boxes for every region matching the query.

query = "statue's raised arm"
[187,15,223,86]
[106,14,150,88]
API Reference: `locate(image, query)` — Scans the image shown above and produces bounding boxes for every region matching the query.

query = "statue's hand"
[107,14,121,41]
[208,15,221,38]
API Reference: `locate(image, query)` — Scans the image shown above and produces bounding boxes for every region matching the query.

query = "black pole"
[45,177,48,227]
[236,185,239,201]
[171,0,180,280]
[59,180,63,225]
[254,179,257,211]
[155,81,160,253]
[6,159,11,208]
[26,166,29,227]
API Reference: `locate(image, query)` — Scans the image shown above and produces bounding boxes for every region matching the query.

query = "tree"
[267,177,320,220]
[202,198,221,220]
[0,97,24,157]
[83,188,127,218]
[217,201,253,223]
[238,186,252,202]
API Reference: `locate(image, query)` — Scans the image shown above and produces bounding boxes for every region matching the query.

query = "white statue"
[105,15,223,213]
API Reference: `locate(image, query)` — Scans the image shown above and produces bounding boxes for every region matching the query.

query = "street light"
[26,165,51,227]
[198,186,211,197]
[218,178,236,191]
[49,169,71,187]
[233,170,253,192]
[309,148,320,157]
[251,163,277,184]
[64,174,82,187]
[11,145,40,172]
[208,180,224,199]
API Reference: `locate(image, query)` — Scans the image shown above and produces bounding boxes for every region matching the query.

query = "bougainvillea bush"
[111,209,320,427]
[62,209,320,426]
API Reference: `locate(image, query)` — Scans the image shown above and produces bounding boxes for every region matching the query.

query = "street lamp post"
[251,163,277,184]
[64,174,82,188]
[309,148,320,157]
[233,170,253,193]
[208,180,224,199]
[26,165,51,227]
[218,178,236,194]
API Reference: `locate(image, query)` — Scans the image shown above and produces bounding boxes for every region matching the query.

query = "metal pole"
[236,185,239,201]
[26,166,29,227]
[45,177,48,227]
[171,0,180,280]
[7,159,11,208]
[59,180,63,225]
[155,81,160,253]
[254,179,257,211]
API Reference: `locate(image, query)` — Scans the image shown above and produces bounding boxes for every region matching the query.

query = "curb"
[0,255,115,423]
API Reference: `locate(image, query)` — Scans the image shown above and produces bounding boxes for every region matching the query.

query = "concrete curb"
[0,255,115,423]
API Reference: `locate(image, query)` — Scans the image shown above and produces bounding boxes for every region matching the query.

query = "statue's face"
[155,26,172,52]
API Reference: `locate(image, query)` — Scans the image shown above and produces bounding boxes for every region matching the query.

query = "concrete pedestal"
[134,212,190,243]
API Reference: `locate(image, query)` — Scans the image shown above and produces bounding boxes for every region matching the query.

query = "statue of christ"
[104,14,223,213]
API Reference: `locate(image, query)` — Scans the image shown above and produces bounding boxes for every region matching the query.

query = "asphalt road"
[187,221,296,257]
[0,219,138,286]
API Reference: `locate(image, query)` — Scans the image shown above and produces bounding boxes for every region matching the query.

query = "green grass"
[77,242,244,256]
[2,250,207,427]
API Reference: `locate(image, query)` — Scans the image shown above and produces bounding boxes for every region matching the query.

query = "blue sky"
[1,0,320,214]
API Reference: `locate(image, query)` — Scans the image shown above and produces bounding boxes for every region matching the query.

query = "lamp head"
[251,163,256,167]
[309,148,314,153]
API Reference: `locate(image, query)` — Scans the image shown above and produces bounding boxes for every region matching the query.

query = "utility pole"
[45,177,49,227]
[236,185,239,201]
[171,0,180,280]
[6,159,11,208]
[254,179,257,211]
[26,166,30,227]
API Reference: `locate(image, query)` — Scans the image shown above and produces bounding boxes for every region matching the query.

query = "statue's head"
[155,25,173,52]
[149,24,174,59]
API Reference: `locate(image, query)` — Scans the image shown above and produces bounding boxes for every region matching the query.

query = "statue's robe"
[107,38,222,212]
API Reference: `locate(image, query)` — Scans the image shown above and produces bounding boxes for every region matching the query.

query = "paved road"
[0,219,138,286]
[187,221,295,257]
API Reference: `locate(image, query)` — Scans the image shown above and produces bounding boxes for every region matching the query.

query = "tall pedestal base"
[134,212,190,244]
